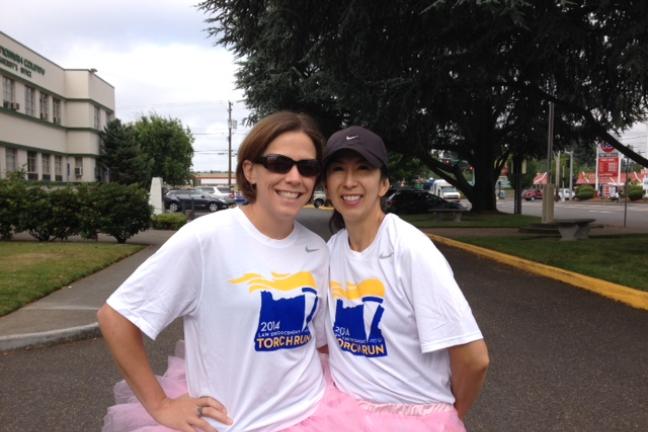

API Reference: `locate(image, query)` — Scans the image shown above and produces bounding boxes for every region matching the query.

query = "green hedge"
[0,173,27,240]
[151,213,188,230]
[576,185,595,201]
[0,177,151,243]
[628,184,644,201]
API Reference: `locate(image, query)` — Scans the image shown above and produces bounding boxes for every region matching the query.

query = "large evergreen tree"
[98,119,151,187]
[199,0,648,212]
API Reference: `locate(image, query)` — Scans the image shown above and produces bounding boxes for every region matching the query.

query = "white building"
[0,31,114,182]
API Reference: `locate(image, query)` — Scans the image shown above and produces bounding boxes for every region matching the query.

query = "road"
[497,198,648,229]
[1,208,647,431]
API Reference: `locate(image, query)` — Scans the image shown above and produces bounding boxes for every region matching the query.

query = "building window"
[25,86,35,116]
[53,98,61,124]
[27,151,38,180]
[6,148,17,173]
[74,157,83,178]
[2,76,16,109]
[39,92,49,121]
[94,106,100,129]
[42,154,51,181]
[54,156,63,181]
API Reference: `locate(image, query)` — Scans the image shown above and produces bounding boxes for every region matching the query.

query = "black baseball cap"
[323,126,388,169]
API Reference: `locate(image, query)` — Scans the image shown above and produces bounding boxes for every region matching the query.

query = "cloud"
[1,0,250,172]
[1,0,211,53]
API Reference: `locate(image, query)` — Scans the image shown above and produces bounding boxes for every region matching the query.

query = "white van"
[430,179,461,201]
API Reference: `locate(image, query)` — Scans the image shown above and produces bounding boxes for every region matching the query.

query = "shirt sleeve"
[401,233,483,353]
[106,225,204,340]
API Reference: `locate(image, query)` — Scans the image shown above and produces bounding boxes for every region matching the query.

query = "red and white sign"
[600,143,616,153]
[598,156,619,177]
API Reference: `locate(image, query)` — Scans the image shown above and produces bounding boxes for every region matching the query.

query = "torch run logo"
[230,272,319,352]
[330,279,388,357]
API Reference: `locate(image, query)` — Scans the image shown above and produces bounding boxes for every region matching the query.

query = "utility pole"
[568,150,573,195]
[555,150,561,200]
[227,101,232,190]
[542,102,555,223]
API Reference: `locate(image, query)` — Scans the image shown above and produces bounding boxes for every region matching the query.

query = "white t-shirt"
[107,207,329,432]
[326,213,483,405]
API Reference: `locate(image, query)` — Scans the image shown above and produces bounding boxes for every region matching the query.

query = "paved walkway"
[1,224,646,352]
[0,230,174,351]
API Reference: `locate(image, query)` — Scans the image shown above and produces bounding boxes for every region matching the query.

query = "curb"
[428,234,648,312]
[0,322,101,353]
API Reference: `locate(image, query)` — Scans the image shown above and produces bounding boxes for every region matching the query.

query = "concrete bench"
[428,208,468,222]
[554,218,596,241]
[518,218,599,240]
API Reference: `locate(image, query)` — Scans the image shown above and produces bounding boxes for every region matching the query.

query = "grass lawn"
[0,242,144,316]
[454,234,648,291]
[403,212,648,291]
[401,212,540,228]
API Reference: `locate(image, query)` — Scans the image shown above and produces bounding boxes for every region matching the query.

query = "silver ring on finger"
[197,406,204,417]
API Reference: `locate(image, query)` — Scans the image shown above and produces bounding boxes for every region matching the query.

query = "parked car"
[558,188,575,200]
[522,188,543,201]
[312,189,330,208]
[164,189,234,213]
[196,185,231,198]
[385,188,465,214]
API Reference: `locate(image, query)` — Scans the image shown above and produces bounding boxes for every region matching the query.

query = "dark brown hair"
[236,112,324,202]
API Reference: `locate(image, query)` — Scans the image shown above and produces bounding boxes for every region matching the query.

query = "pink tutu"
[286,355,466,432]
[102,343,465,432]
[102,341,188,432]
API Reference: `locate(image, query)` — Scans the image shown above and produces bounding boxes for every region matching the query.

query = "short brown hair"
[236,111,324,202]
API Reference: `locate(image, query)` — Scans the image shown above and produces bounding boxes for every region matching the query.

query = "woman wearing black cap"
[322,126,489,431]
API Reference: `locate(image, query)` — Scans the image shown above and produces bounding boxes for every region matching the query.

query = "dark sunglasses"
[254,154,321,177]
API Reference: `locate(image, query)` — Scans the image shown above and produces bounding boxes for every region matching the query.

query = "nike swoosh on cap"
[345,135,358,140]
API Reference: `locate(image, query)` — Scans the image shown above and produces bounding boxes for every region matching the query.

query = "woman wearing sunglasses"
[321,126,489,431]
[98,112,340,432]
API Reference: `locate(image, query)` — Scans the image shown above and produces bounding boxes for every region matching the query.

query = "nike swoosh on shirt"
[379,251,394,259]
[305,246,320,253]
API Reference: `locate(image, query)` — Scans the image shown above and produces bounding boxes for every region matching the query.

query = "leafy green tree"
[199,0,648,212]
[133,115,194,186]
[99,119,152,187]
[508,159,541,192]
[387,153,431,187]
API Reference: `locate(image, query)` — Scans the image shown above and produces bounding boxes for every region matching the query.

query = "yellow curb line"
[427,233,648,312]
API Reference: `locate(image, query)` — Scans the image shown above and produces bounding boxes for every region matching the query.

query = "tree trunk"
[512,154,523,214]
[466,158,498,212]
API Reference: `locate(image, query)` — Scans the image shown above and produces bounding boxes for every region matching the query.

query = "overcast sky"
[3,1,646,169]
[1,0,250,172]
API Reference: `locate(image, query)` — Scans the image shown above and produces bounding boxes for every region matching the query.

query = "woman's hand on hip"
[150,394,233,432]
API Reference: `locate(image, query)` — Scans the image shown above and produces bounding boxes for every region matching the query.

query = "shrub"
[48,187,82,240]
[21,184,55,241]
[0,173,28,240]
[77,183,100,240]
[95,183,152,243]
[576,185,595,201]
[20,185,84,241]
[628,184,644,201]
[151,213,188,230]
